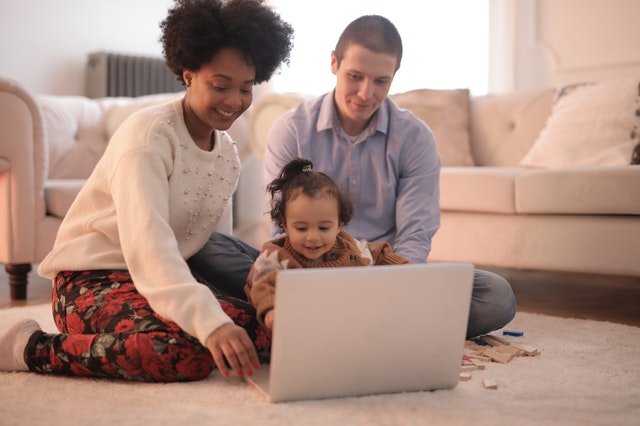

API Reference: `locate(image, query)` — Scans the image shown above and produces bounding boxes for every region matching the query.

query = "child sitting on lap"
[245,158,408,329]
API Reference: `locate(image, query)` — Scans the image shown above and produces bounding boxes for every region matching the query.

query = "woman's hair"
[160,0,294,85]
[267,158,353,229]
[334,15,403,71]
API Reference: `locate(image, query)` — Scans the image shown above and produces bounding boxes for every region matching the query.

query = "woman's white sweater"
[38,99,241,346]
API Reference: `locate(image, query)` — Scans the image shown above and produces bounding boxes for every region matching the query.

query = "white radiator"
[86,51,183,98]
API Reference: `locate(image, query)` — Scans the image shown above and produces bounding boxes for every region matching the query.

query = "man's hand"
[205,323,259,379]
[265,309,275,330]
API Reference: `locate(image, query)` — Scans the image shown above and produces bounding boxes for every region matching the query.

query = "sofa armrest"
[0,77,46,263]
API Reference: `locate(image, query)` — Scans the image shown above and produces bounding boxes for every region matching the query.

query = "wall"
[491,0,640,93]
[0,0,174,95]
[2,1,638,96]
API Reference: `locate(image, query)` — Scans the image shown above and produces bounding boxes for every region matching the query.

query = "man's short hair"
[334,15,403,71]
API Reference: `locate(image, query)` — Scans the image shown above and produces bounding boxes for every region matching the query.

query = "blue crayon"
[503,329,524,337]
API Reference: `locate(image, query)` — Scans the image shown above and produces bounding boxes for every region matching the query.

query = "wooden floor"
[2,263,639,327]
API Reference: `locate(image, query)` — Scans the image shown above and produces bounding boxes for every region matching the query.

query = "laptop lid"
[246,262,474,402]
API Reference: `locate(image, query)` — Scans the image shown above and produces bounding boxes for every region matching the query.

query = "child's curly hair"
[267,158,353,230]
[160,0,294,85]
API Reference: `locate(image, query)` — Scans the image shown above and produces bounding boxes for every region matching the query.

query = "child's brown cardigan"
[244,229,409,322]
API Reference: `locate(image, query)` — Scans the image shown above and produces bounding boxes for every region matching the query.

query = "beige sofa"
[0,76,248,300]
[249,87,640,278]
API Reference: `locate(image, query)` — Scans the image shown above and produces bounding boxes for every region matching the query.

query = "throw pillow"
[390,88,474,166]
[519,77,640,168]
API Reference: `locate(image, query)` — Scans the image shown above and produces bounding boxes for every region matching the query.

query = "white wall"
[3,0,638,96]
[491,0,640,93]
[0,0,174,95]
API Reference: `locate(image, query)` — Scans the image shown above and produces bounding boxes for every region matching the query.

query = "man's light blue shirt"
[263,91,441,264]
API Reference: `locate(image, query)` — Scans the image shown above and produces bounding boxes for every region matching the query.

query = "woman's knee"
[129,332,213,382]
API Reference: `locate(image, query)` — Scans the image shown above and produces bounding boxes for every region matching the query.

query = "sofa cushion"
[390,89,474,166]
[440,167,524,213]
[44,179,86,219]
[469,89,555,167]
[39,96,109,180]
[39,93,183,180]
[519,78,640,168]
[516,166,640,215]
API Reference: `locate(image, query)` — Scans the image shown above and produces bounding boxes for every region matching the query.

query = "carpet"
[1,304,639,426]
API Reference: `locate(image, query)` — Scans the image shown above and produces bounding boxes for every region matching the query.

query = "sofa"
[249,79,640,278]
[0,76,249,300]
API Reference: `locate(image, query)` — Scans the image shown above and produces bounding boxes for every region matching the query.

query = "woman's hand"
[265,309,275,330]
[205,323,259,379]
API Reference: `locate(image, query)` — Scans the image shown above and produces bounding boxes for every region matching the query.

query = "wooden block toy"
[495,345,523,356]
[465,340,483,350]
[459,372,472,381]
[510,342,540,356]
[481,348,513,363]
[468,358,486,369]
[483,378,498,389]
[466,354,491,362]
[478,335,506,347]
[486,334,511,346]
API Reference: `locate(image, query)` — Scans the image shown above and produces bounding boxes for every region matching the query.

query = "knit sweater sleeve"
[245,242,301,323]
[110,146,231,346]
[370,241,410,266]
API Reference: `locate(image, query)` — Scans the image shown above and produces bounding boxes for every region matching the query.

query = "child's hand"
[265,310,275,329]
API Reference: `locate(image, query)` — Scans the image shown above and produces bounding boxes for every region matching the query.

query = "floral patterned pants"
[25,270,271,382]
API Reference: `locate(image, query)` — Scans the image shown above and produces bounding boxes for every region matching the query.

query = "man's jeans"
[188,232,517,339]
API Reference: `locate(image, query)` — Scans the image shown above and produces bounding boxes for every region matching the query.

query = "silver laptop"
[245,262,474,402]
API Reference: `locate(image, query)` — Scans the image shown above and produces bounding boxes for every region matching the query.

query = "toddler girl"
[245,158,408,329]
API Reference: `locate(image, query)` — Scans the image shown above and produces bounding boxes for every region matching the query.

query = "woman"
[0,0,293,382]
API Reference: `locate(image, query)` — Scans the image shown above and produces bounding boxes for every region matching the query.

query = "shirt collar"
[317,91,391,138]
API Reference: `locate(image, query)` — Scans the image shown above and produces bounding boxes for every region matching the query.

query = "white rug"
[1,304,639,426]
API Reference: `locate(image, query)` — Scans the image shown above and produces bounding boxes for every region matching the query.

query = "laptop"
[245,262,474,402]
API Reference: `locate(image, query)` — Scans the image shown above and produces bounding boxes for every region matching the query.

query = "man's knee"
[468,271,516,338]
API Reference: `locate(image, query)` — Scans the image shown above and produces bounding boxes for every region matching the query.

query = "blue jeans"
[187,232,260,301]
[189,233,516,339]
[467,269,516,338]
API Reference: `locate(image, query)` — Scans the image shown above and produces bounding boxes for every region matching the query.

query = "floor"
[2,263,639,327]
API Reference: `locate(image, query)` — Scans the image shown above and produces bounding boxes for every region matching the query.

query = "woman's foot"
[0,319,41,371]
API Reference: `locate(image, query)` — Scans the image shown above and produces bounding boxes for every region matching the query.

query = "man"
[262,15,516,338]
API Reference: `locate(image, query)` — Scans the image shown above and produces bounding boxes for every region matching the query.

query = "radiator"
[86,51,183,98]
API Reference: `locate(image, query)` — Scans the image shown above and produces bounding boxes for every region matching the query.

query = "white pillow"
[520,78,640,168]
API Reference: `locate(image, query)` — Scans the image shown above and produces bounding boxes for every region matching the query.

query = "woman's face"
[183,47,255,132]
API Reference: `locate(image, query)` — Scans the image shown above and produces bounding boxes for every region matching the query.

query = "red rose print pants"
[25,270,271,382]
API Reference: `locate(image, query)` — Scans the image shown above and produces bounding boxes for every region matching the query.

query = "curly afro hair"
[160,0,294,85]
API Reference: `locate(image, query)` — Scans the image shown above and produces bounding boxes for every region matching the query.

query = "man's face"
[331,43,397,135]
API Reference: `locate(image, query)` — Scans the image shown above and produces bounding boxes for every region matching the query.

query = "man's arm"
[262,111,301,235]
[393,128,441,264]
[263,111,300,192]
